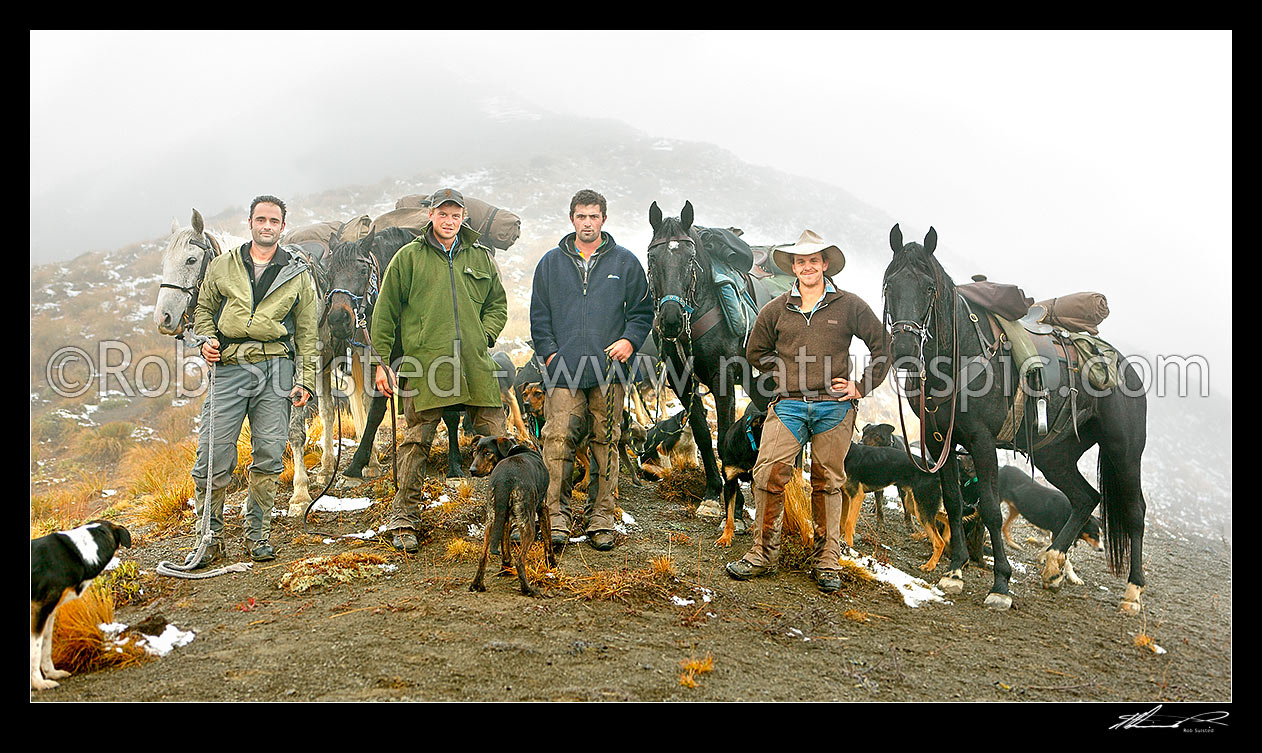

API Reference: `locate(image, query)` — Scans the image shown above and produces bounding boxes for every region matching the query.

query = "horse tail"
[1097,450,1132,575]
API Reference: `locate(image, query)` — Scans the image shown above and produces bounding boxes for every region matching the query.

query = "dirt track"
[36,462,1232,703]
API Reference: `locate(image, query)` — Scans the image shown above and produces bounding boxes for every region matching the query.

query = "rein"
[884,267,961,474]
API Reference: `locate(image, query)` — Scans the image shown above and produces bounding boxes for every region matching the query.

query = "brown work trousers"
[380,386,506,534]
[739,402,856,572]
[542,384,624,535]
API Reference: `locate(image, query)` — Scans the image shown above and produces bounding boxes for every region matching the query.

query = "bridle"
[883,261,961,474]
[321,249,380,348]
[646,232,703,343]
[158,233,221,336]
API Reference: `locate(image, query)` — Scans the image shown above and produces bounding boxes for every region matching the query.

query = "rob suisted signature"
[1111,705,1229,731]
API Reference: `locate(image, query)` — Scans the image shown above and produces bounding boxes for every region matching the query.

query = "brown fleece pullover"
[746,287,890,399]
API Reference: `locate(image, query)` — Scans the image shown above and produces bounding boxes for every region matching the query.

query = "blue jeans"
[771,399,855,445]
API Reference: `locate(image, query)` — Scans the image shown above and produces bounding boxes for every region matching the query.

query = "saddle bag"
[1036,292,1110,335]
[709,258,760,338]
[383,194,521,251]
[956,275,1035,321]
[1069,333,1122,391]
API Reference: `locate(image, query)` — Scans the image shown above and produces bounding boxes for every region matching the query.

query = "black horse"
[645,201,775,521]
[882,224,1148,613]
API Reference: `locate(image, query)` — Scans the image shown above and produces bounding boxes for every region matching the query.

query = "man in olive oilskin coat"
[372,188,509,553]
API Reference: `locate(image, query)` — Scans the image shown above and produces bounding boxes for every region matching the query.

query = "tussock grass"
[650,555,679,577]
[444,538,479,561]
[679,653,714,688]
[30,471,114,536]
[656,465,707,511]
[783,468,813,546]
[50,587,148,674]
[278,552,391,593]
[280,450,322,485]
[73,422,137,464]
[553,563,674,603]
[124,441,196,532]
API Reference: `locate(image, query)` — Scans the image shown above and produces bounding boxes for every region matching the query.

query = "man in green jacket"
[190,195,320,566]
[373,188,509,553]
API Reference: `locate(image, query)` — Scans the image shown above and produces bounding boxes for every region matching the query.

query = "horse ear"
[648,202,662,233]
[328,231,338,247]
[191,209,205,236]
[171,218,181,234]
[362,228,376,250]
[924,227,938,255]
[889,224,903,254]
[681,201,694,232]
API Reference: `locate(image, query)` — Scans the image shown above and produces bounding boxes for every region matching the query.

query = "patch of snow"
[842,551,947,608]
[670,595,695,607]
[312,496,374,513]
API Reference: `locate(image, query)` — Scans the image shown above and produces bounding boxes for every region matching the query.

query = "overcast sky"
[30,30,1232,395]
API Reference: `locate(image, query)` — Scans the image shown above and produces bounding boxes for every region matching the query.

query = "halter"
[322,250,380,347]
[158,233,220,335]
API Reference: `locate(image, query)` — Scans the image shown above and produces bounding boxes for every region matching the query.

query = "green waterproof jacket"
[193,244,321,394]
[370,224,508,411]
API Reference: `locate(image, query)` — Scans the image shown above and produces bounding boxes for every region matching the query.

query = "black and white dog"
[31,520,132,690]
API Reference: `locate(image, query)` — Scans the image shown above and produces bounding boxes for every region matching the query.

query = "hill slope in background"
[29,129,1231,542]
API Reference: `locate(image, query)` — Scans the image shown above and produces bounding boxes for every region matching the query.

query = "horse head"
[882,223,949,362]
[322,229,378,343]
[646,200,703,341]
[154,209,224,336]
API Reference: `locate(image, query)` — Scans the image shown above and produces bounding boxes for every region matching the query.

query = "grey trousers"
[191,358,294,540]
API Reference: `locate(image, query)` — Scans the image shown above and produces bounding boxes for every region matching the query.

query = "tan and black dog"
[468,436,556,597]
[31,520,132,690]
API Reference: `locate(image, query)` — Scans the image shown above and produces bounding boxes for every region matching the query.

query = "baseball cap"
[429,188,466,209]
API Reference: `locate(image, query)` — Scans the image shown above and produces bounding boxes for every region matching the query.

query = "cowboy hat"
[772,229,845,276]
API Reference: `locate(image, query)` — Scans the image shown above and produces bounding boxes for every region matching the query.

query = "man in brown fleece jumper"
[725,230,890,592]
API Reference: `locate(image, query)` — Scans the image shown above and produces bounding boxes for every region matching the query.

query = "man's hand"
[290,385,311,408]
[831,377,861,400]
[201,338,221,363]
[605,338,633,363]
[376,364,397,396]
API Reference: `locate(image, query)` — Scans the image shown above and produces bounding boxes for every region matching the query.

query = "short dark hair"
[569,189,607,218]
[249,195,287,222]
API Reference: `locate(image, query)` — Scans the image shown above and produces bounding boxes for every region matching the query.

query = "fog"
[30,30,1231,395]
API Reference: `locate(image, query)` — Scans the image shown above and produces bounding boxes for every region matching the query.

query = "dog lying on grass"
[467,436,556,597]
[31,520,132,690]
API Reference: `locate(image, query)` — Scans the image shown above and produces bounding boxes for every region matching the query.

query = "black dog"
[715,404,766,546]
[998,465,1103,553]
[468,436,556,597]
[859,423,915,529]
[637,409,698,479]
[31,520,132,690]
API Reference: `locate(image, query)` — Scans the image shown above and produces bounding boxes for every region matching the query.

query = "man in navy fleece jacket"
[530,189,654,551]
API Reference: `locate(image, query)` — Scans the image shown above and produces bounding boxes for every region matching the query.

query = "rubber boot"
[245,471,281,546]
[188,484,227,569]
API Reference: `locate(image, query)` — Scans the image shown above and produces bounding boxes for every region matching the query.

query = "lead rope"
[158,333,252,579]
[301,329,399,538]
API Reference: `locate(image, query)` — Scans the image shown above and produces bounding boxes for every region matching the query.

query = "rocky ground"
[34,447,1232,704]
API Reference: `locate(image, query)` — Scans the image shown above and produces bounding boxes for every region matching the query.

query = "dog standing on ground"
[999,465,1103,585]
[468,436,556,597]
[31,520,132,690]
[715,404,766,546]
[859,423,915,529]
